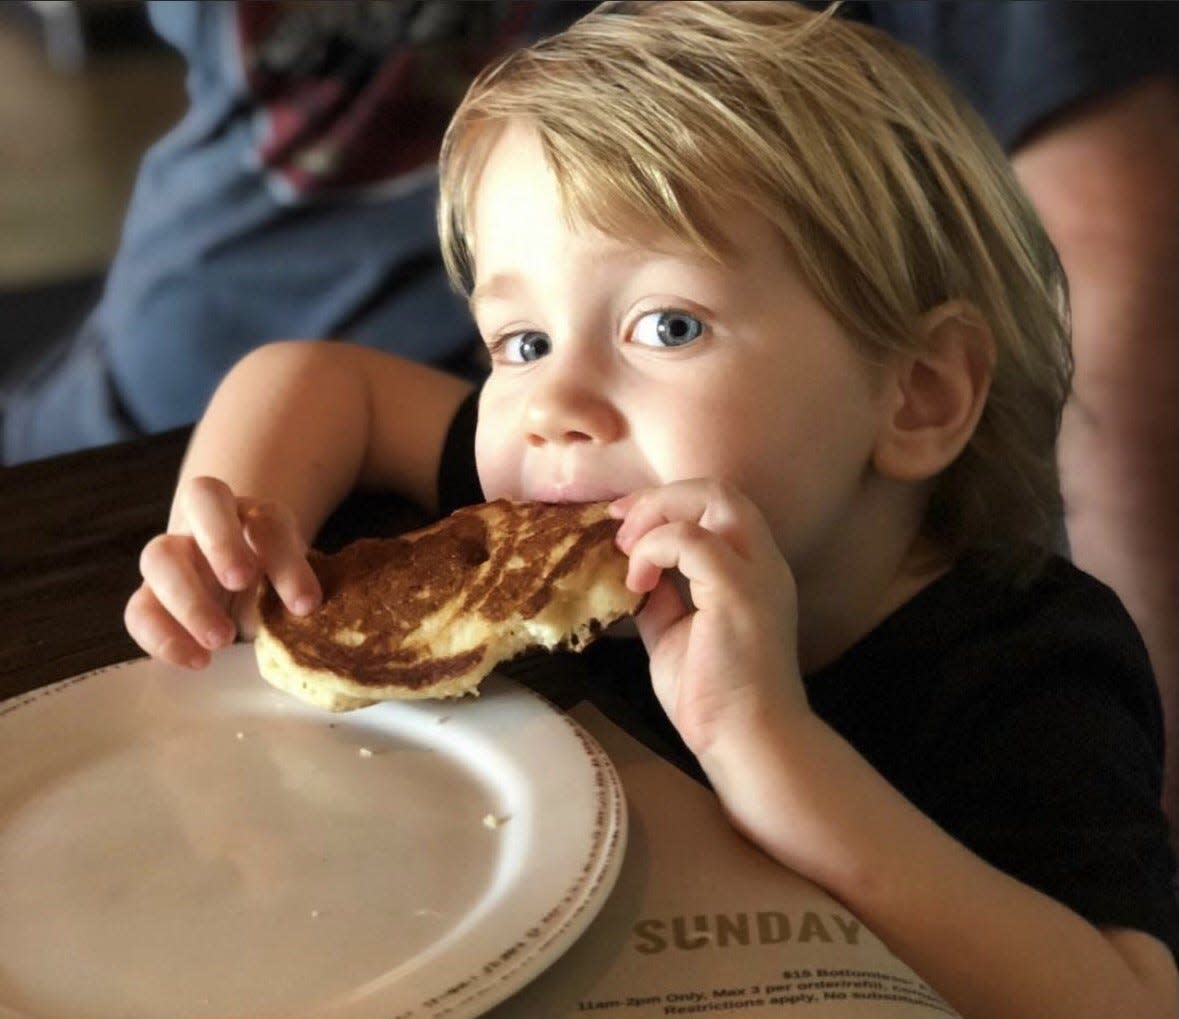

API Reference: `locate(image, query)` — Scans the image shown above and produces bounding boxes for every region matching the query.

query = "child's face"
[470,123,897,579]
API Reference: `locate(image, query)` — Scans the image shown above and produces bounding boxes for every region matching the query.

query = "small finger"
[140,535,237,650]
[614,480,751,556]
[125,584,213,669]
[183,476,258,590]
[617,483,735,554]
[635,574,690,650]
[613,487,672,554]
[608,491,641,519]
[628,520,745,607]
[242,508,322,615]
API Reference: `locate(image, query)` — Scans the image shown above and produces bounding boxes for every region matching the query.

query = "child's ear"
[872,300,995,481]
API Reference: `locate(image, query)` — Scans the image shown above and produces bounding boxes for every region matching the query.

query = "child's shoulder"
[903,554,1163,792]
[907,553,1148,673]
[953,554,1154,696]
[808,553,1161,768]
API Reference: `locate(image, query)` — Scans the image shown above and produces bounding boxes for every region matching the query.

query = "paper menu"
[486,706,958,1018]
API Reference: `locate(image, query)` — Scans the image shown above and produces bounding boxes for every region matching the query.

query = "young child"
[125,3,1179,1015]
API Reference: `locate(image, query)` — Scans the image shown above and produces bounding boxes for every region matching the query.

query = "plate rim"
[0,647,628,1019]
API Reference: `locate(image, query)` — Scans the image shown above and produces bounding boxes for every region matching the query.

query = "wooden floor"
[0,8,186,287]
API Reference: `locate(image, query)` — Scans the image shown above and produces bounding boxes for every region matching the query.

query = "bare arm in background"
[1012,75,1179,832]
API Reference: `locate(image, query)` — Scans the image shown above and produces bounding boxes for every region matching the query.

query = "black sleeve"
[840,1,1179,149]
[436,386,484,515]
[945,680,1179,957]
[926,580,1179,959]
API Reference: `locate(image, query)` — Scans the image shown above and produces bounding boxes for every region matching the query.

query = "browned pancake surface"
[256,500,634,697]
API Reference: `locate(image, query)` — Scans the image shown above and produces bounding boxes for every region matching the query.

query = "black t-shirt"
[805,555,1179,957]
[437,389,1179,959]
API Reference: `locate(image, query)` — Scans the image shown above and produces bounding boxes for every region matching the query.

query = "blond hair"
[439,1,1072,577]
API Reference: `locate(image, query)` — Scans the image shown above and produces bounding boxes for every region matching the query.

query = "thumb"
[636,573,691,651]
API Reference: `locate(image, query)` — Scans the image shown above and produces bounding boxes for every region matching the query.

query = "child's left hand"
[609,480,810,760]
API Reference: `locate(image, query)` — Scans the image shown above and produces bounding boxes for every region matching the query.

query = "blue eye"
[632,310,704,348]
[501,331,552,363]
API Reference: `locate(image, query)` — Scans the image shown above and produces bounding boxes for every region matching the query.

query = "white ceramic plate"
[0,644,626,1019]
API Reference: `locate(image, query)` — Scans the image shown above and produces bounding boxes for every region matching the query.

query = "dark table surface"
[1,428,188,700]
[0,428,698,776]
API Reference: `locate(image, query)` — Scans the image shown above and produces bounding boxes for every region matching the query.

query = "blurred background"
[0,0,185,380]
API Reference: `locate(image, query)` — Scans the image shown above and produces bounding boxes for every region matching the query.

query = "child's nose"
[523,373,624,448]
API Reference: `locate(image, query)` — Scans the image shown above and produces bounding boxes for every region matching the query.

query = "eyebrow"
[468,272,523,309]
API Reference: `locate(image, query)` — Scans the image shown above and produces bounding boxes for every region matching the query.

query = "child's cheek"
[473,434,515,502]
[474,388,533,501]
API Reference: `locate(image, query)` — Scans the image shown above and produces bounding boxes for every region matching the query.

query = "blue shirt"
[3,0,1174,463]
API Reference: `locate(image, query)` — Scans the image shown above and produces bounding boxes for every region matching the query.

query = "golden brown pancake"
[254,500,643,710]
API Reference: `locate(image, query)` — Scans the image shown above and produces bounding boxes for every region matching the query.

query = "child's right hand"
[124,476,322,669]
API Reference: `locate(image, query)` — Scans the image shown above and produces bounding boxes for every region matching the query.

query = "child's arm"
[125,340,474,669]
[612,480,1179,1019]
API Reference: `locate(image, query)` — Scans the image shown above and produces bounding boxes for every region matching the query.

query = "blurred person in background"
[2,0,1175,834]
[842,3,1179,841]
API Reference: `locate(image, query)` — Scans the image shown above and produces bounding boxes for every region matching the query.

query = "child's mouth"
[529,482,627,504]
